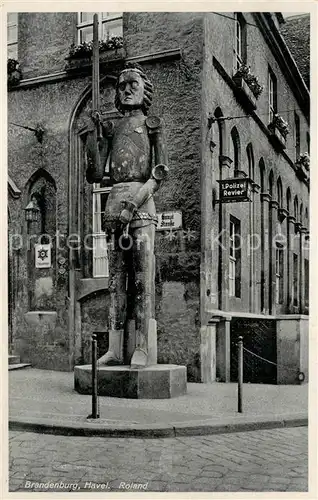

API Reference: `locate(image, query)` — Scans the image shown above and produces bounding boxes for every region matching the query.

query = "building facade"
[7,12,310,383]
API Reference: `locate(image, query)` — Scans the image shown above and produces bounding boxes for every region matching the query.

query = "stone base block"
[74,364,187,399]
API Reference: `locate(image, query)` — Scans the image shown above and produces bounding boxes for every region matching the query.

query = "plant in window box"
[7,58,22,88]
[66,36,124,69]
[268,113,289,149]
[233,64,264,99]
[295,152,310,172]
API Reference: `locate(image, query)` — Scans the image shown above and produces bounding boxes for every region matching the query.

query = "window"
[229,216,241,298]
[268,68,277,123]
[92,182,110,278]
[234,13,246,72]
[294,112,300,159]
[77,12,123,44]
[7,13,18,59]
[293,253,299,307]
[275,244,284,304]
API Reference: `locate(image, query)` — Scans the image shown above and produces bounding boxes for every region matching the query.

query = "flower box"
[232,75,257,112]
[295,163,309,182]
[65,48,124,71]
[268,124,287,151]
[295,153,310,171]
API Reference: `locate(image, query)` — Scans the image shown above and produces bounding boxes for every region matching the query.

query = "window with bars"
[92,183,110,278]
[234,13,246,72]
[7,13,18,59]
[229,216,241,298]
[275,244,284,304]
[77,12,123,44]
[268,68,277,123]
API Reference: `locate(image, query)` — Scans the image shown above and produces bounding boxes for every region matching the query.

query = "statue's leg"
[97,231,127,366]
[130,224,155,368]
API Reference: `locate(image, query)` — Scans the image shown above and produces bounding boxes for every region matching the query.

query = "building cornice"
[252,13,310,122]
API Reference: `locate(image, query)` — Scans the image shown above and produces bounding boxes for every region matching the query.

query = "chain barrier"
[242,346,304,375]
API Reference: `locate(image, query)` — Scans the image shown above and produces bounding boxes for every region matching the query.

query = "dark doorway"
[230,318,277,384]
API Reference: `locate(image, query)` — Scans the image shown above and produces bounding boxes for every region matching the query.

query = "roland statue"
[85,62,168,368]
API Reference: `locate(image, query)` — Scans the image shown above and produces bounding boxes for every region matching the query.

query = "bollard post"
[87,333,99,419]
[237,336,243,413]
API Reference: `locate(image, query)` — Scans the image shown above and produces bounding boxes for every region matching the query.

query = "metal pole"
[238,336,243,413]
[88,333,99,419]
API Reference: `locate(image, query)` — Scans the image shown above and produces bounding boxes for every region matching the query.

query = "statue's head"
[115,63,153,115]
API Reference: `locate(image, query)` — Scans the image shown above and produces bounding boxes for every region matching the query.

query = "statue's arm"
[120,117,169,223]
[86,114,114,184]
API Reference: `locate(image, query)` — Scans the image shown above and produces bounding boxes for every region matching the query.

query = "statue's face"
[118,70,144,109]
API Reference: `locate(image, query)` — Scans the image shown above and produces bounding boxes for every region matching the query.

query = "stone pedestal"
[74,364,187,399]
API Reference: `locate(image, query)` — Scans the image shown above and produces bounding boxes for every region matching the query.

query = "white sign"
[35,244,52,268]
[156,211,182,231]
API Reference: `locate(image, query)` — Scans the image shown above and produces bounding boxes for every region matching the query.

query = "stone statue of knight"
[85,62,168,368]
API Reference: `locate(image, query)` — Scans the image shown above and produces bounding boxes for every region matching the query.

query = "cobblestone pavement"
[8,427,307,492]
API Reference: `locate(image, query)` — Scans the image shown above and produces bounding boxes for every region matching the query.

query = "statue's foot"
[130,348,148,369]
[97,351,123,366]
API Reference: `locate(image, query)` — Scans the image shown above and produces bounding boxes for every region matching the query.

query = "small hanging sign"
[35,244,51,268]
[217,177,252,203]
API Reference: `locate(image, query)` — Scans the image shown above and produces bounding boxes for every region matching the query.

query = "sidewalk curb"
[9,414,308,438]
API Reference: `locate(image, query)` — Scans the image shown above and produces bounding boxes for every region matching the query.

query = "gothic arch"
[213,107,227,156]
[259,158,266,191]
[286,187,291,213]
[246,143,254,179]
[300,202,303,224]
[294,195,299,220]
[277,177,283,208]
[230,126,241,174]
[268,170,275,199]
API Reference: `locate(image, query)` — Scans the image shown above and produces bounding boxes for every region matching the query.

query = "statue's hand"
[119,209,134,225]
[119,200,137,224]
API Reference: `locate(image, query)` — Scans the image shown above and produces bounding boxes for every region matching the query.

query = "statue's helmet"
[115,62,153,115]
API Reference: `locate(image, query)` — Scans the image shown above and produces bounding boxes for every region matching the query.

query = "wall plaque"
[35,244,52,268]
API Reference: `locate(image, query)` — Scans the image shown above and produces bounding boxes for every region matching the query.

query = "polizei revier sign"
[218,178,252,203]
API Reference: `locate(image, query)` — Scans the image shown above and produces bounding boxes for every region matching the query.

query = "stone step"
[9,363,32,371]
[9,355,20,365]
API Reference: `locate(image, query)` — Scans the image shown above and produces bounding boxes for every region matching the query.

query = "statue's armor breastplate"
[110,117,151,183]
[104,115,155,231]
